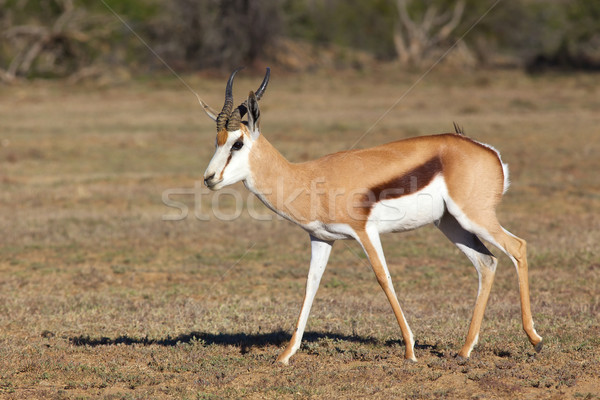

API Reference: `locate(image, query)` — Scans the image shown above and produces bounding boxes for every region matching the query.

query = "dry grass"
[1,67,599,399]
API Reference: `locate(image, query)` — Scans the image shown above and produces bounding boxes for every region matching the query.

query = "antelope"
[201,68,543,363]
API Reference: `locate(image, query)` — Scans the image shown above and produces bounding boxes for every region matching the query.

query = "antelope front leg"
[276,235,333,364]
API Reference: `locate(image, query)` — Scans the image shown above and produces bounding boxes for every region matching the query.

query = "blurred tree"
[0,0,157,82]
[392,0,466,66]
[151,0,282,71]
[1,0,99,81]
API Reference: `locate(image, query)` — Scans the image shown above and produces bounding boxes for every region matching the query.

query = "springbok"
[201,68,542,363]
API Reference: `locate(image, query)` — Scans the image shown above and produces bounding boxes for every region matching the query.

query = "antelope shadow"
[69,329,442,356]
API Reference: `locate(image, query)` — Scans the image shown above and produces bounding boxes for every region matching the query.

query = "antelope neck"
[245,135,306,220]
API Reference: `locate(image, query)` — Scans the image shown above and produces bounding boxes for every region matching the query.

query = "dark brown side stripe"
[363,156,443,207]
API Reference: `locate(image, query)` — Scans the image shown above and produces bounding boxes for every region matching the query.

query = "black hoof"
[455,354,469,364]
[534,339,543,353]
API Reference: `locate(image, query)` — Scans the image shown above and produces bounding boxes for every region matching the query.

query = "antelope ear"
[247,91,261,140]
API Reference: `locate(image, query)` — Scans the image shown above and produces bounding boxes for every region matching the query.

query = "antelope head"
[203,68,270,190]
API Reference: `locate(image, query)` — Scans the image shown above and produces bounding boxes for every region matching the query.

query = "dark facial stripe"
[364,156,443,206]
[219,153,233,180]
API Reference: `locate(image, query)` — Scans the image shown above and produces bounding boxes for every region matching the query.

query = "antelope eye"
[231,141,244,151]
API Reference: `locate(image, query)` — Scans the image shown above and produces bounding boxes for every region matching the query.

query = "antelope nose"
[204,173,215,187]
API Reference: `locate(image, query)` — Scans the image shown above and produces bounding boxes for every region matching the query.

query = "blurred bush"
[0,0,159,82]
[0,0,598,82]
[282,0,397,61]
[525,0,600,72]
[149,0,281,71]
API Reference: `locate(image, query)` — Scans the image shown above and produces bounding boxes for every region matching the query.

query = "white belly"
[367,175,447,234]
[301,221,357,241]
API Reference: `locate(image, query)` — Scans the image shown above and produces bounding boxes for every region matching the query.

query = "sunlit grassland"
[1,67,599,399]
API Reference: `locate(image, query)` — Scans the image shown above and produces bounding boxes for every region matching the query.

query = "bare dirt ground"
[1,67,599,399]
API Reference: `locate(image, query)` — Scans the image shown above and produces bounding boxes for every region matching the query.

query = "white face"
[203,128,253,191]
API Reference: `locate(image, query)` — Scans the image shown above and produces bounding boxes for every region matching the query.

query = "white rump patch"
[501,160,510,194]
[472,139,510,194]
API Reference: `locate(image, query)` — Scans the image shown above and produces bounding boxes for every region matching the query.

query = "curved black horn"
[255,67,270,101]
[234,67,270,121]
[216,67,243,132]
